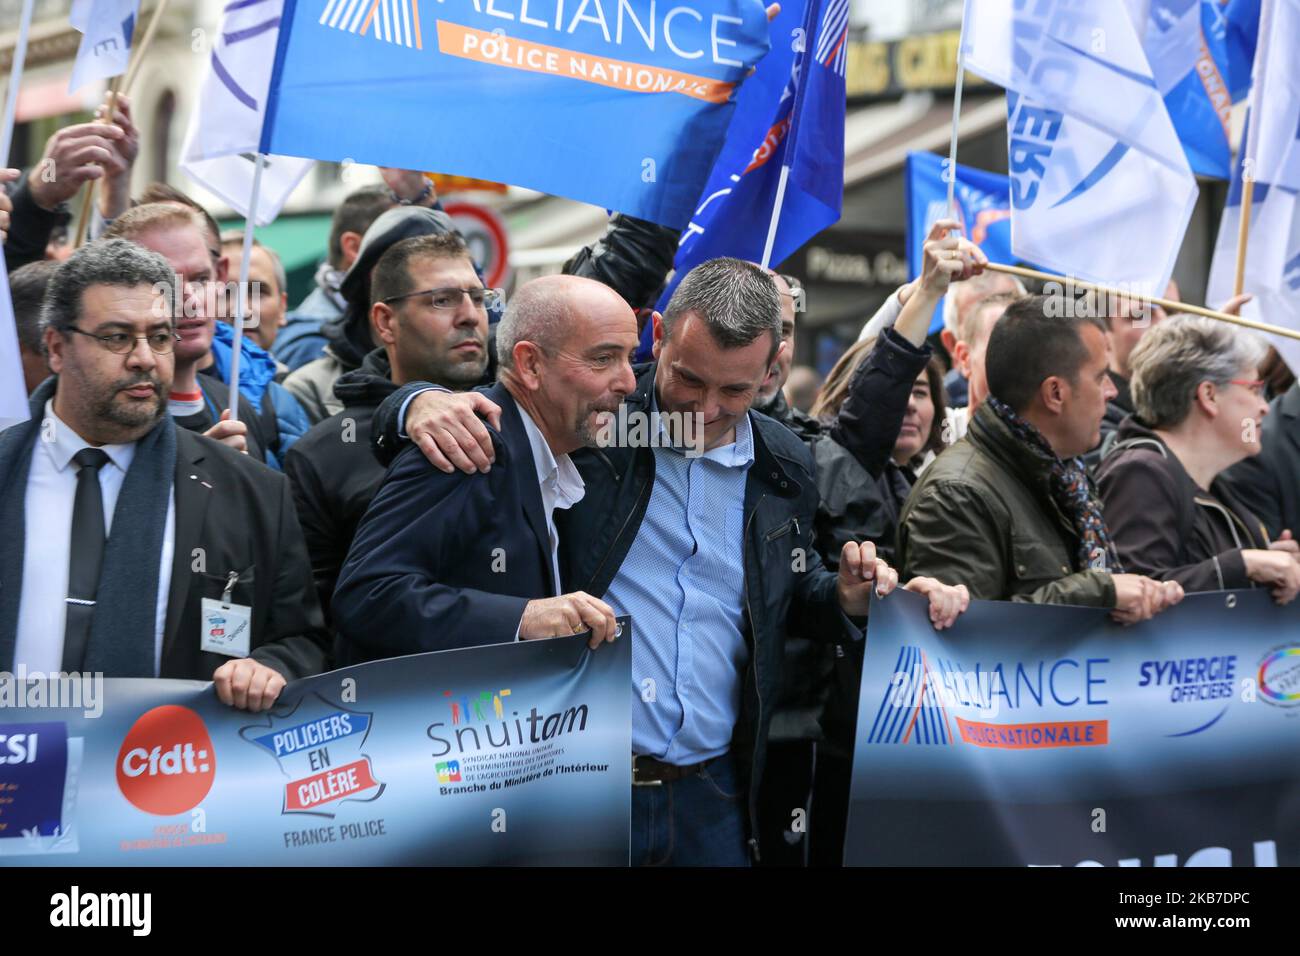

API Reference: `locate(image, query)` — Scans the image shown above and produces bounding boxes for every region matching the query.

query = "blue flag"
[643,0,845,354]
[904,151,1016,334]
[1140,0,1259,180]
[262,0,771,229]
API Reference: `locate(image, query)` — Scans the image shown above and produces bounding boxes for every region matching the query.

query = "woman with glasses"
[1097,315,1300,601]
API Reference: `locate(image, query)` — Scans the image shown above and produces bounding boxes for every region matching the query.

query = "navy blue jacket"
[332,381,552,664]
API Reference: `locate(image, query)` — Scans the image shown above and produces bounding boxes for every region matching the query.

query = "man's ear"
[1040,375,1067,415]
[512,341,546,390]
[279,292,288,327]
[940,328,958,357]
[44,327,66,375]
[371,302,398,346]
[651,312,666,361]
[340,231,364,268]
[216,254,229,284]
[952,340,972,379]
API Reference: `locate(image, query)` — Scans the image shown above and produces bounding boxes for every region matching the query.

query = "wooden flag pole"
[1233,176,1255,297]
[983,261,1300,342]
[1232,0,1276,296]
[122,0,171,96]
[72,0,172,247]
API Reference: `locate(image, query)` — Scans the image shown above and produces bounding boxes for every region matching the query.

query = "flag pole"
[72,0,172,247]
[226,152,267,422]
[1,0,36,165]
[1233,0,1274,297]
[984,262,1300,341]
[946,16,968,219]
[760,164,791,269]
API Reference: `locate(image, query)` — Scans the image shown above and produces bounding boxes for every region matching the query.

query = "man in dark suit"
[0,239,329,711]
[332,274,637,662]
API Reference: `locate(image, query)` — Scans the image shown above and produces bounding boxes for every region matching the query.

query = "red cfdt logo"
[116,705,216,815]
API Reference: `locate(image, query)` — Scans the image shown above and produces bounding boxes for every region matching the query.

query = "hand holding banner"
[1,625,632,866]
[846,590,1299,867]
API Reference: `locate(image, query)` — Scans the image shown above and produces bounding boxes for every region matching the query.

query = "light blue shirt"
[607,402,755,765]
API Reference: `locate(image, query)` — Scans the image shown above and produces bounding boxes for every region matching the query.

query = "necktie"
[63,447,111,671]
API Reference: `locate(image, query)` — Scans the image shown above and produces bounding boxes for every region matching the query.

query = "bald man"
[333,274,640,662]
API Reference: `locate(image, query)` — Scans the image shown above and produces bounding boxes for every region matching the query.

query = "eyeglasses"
[1230,378,1267,398]
[381,287,501,311]
[65,327,180,355]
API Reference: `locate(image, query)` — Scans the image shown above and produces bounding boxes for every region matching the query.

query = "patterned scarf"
[985,395,1123,574]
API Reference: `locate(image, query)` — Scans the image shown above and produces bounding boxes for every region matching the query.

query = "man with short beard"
[0,240,329,709]
[286,234,493,621]
[332,274,636,663]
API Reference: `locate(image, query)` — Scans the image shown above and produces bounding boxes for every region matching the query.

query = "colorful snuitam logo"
[1258,645,1300,708]
[445,688,511,725]
[436,689,511,784]
[865,645,1109,749]
[116,706,216,815]
[241,694,383,816]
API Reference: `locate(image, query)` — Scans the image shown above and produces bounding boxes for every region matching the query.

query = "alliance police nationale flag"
[961,0,1198,293]
[261,0,772,229]
[180,0,313,226]
[1137,0,1254,180]
[904,151,1016,334]
[647,0,844,355]
[1206,0,1300,370]
[67,0,137,93]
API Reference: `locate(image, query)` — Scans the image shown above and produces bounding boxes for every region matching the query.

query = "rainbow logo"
[1258,646,1300,706]
[320,0,424,49]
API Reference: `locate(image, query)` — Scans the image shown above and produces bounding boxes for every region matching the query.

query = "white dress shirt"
[515,404,585,599]
[13,401,175,675]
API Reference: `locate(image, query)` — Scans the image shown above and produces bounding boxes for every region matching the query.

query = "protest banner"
[261,0,772,229]
[846,589,1300,866]
[0,625,631,866]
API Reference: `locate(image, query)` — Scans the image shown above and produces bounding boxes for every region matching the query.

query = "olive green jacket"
[897,402,1117,607]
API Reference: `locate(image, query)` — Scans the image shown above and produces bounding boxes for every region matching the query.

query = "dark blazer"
[0,398,330,681]
[332,381,553,664]
[1222,382,1300,541]
[164,429,331,679]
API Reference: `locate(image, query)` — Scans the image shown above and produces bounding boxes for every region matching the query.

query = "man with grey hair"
[372,256,978,865]
[0,239,329,707]
[332,273,635,663]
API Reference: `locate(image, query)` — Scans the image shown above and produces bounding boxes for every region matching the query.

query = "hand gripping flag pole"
[73,0,171,248]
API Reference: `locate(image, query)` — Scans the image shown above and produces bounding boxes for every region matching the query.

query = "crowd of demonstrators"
[12,99,1300,867]
[898,294,1185,622]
